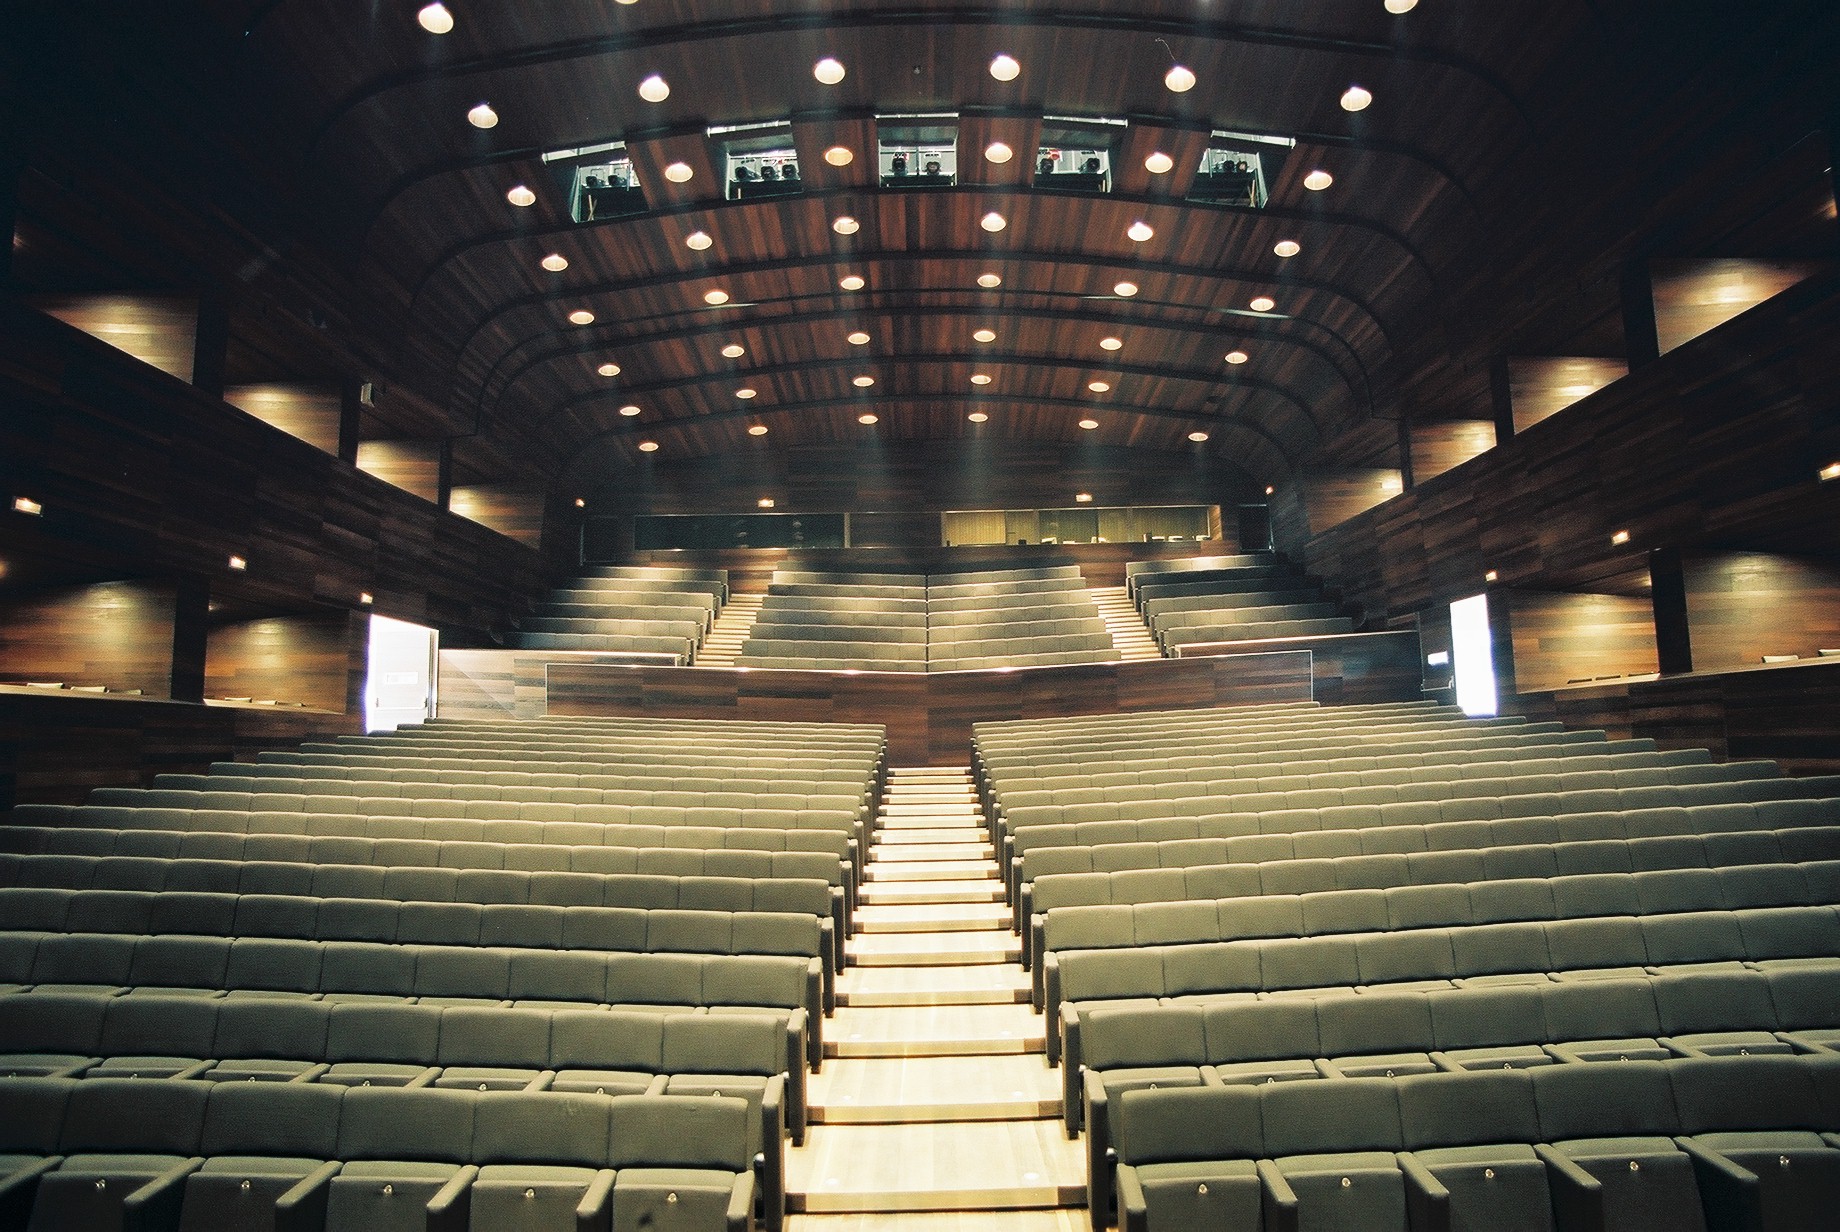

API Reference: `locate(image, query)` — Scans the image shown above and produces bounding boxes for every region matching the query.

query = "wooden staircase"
[786,767,1086,1230]
[1090,587,1162,661]
[696,592,764,666]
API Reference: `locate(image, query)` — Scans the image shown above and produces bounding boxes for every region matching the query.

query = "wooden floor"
[785,767,1086,1226]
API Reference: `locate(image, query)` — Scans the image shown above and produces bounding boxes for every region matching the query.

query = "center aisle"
[786,766,1088,1231]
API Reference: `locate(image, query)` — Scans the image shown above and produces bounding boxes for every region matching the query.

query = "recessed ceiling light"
[704,289,730,305]
[814,57,846,85]
[1304,169,1334,191]
[747,424,769,436]
[721,343,745,358]
[823,146,854,167]
[637,440,659,452]
[1249,296,1276,312]
[663,162,693,183]
[1078,418,1099,430]
[967,411,989,422]
[1264,485,1275,496]
[417,3,454,34]
[685,231,713,251]
[1127,221,1154,242]
[568,309,596,325]
[980,212,1007,232]
[1341,85,1373,113]
[1188,430,1210,443]
[736,387,757,399]
[852,376,875,388]
[977,273,1002,289]
[619,404,642,417]
[467,102,498,129]
[1165,64,1196,93]
[1273,240,1301,258]
[1144,151,1174,175]
[985,141,1013,164]
[541,253,569,272]
[571,500,585,511]
[1100,336,1123,351]
[1225,350,1249,365]
[973,328,996,343]
[1074,492,1094,503]
[757,497,776,508]
[638,75,670,103]
[989,53,1020,81]
[1113,280,1138,297]
[597,362,621,377]
[1385,0,1418,13]
[833,216,860,235]
[839,274,865,291]
[858,412,879,425]
[506,185,536,207]
[970,374,993,385]
[848,331,870,345]
[228,554,248,571]
[1088,380,1112,393]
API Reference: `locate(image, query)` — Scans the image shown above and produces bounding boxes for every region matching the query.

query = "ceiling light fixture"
[839,274,865,291]
[619,404,642,417]
[1273,240,1301,258]
[1225,350,1249,365]
[663,162,693,183]
[813,57,846,85]
[1611,529,1631,545]
[832,215,860,235]
[977,273,1002,288]
[506,185,536,207]
[12,497,43,516]
[228,554,248,571]
[1088,380,1112,393]
[985,141,1013,164]
[1384,0,1419,13]
[980,212,1007,233]
[1484,570,1500,583]
[359,591,375,605]
[989,53,1020,81]
[736,387,757,399]
[637,440,659,452]
[1100,336,1123,351]
[1820,461,1840,481]
[858,412,879,425]
[1144,151,1174,175]
[720,343,745,358]
[1188,430,1210,443]
[1113,280,1138,297]
[685,231,712,251]
[1127,220,1154,242]
[704,289,730,305]
[568,309,596,325]
[1165,64,1196,93]
[848,331,870,345]
[967,411,989,423]
[970,374,993,385]
[541,253,569,272]
[1249,295,1276,312]
[1341,85,1374,112]
[416,3,454,34]
[973,328,996,343]
[1075,492,1093,503]
[1304,169,1334,191]
[1078,417,1100,430]
[757,497,776,508]
[748,424,768,436]
[852,376,875,388]
[1264,485,1275,496]
[823,146,854,167]
[597,362,621,377]
[466,102,498,129]
[637,75,670,103]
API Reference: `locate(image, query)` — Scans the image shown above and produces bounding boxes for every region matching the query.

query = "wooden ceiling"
[15,1,1840,492]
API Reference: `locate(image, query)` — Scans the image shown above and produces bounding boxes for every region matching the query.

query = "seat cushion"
[327,1161,466,1232]
[613,1167,738,1232]
[550,1069,660,1096]
[1132,1160,1260,1228]
[1409,1144,1553,1232]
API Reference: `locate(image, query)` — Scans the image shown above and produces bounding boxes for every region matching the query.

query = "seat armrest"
[726,1169,757,1232]
[1057,1000,1081,1073]
[121,1156,204,1231]
[1675,1136,1761,1232]
[426,1162,479,1232]
[404,1066,442,1088]
[1257,1158,1300,1232]
[275,1160,342,1232]
[1534,1143,1604,1232]
[1116,1164,1150,1232]
[0,1156,63,1231]
[286,1062,332,1083]
[573,1168,616,1232]
[1398,1151,1450,1232]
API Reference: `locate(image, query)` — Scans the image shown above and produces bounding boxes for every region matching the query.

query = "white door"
[365,614,438,732]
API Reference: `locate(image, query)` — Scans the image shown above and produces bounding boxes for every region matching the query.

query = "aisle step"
[875,827,988,845]
[826,1004,1045,1057]
[836,966,1030,1006]
[787,1212,1091,1231]
[850,932,1019,966]
[859,879,1003,905]
[879,813,986,830]
[854,902,1010,933]
[786,1120,1084,1211]
[809,1054,1060,1123]
[865,860,994,882]
[870,843,992,863]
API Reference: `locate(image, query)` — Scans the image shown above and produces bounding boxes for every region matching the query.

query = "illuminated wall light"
[852,376,875,388]
[568,309,596,325]
[735,387,758,399]
[227,555,248,571]
[970,374,993,386]
[1340,84,1374,112]
[839,275,865,291]
[747,424,769,436]
[1164,64,1196,93]
[12,497,43,516]
[1304,169,1334,191]
[857,412,879,425]
[1188,431,1210,443]
[1384,0,1419,13]
[638,75,670,103]
[1611,529,1632,545]
[663,162,693,183]
[967,411,989,423]
[758,497,777,508]
[506,185,536,207]
[1126,221,1154,242]
[685,231,713,251]
[832,216,860,235]
[619,404,642,417]
[1484,570,1500,584]
[1100,336,1123,351]
[721,343,746,358]
[823,146,854,167]
[847,331,871,345]
[637,440,660,452]
[1820,461,1840,481]
[574,498,587,508]
[1078,418,1100,430]
[1113,281,1138,297]
[466,102,499,129]
[540,253,569,272]
[1273,240,1301,258]
[704,289,730,305]
[989,53,1021,81]
[980,212,1007,233]
[1143,151,1174,175]
[985,142,1013,164]
[1225,350,1249,365]
[1264,485,1275,496]
[597,362,621,377]
[1249,296,1276,312]
[973,328,996,343]
[1087,380,1112,393]
[813,57,846,85]
[416,3,454,34]
[1074,492,1094,503]
[977,273,1002,289]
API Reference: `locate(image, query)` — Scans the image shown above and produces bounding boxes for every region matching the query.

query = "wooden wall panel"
[1682,551,1840,668]
[1650,258,1827,356]
[225,384,342,457]
[1270,469,1402,549]
[1410,421,1497,484]
[0,581,179,697]
[448,484,546,550]
[1499,589,1659,694]
[1507,357,1627,433]
[204,611,366,713]
[356,439,443,503]
[23,293,197,383]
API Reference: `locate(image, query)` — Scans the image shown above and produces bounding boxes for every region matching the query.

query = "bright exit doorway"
[365,614,438,732]
[1449,593,1499,717]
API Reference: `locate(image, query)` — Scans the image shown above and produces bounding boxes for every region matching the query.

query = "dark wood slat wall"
[1506,357,1629,434]
[1408,421,1497,486]
[0,581,183,698]
[203,612,368,714]
[20,293,199,383]
[354,439,445,504]
[1651,258,1831,355]
[1497,590,1660,695]
[1268,468,1400,552]
[1681,552,1840,668]
[448,484,547,551]
[224,384,344,458]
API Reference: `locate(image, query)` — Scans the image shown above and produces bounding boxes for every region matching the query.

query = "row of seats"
[0,1077,760,1232]
[1127,555,1357,652]
[502,564,733,663]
